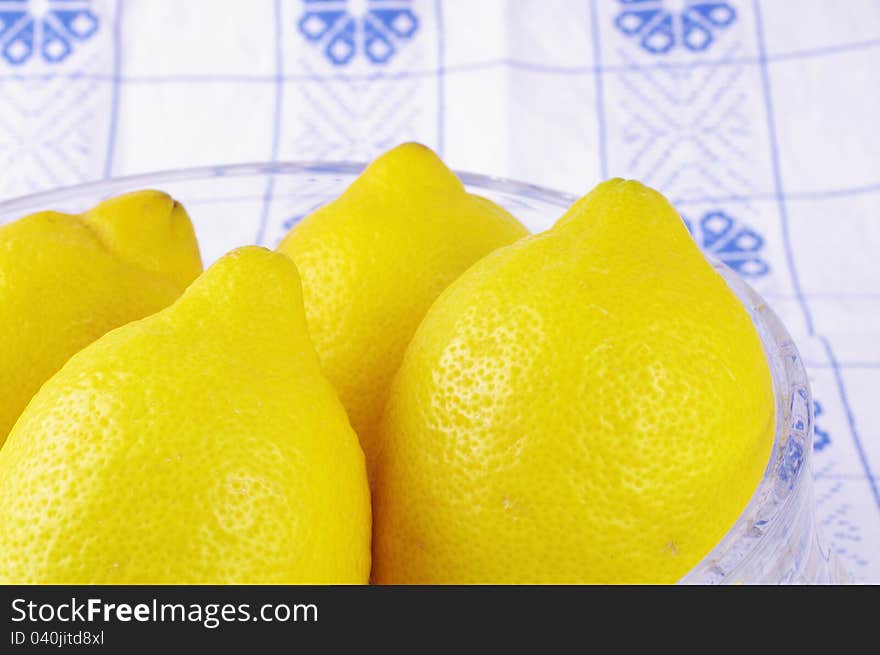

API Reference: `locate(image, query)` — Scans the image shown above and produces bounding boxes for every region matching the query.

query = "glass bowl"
[0,164,848,584]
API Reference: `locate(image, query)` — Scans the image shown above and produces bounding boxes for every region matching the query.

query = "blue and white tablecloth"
[0,0,878,581]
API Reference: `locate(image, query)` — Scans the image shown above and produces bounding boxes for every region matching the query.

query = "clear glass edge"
[0,162,581,216]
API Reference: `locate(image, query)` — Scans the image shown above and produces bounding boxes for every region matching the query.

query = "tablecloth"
[0,0,878,582]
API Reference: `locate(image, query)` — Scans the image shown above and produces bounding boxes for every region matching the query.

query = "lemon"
[0,247,370,584]
[277,143,527,477]
[0,190,202,444]
[373,179,775,584]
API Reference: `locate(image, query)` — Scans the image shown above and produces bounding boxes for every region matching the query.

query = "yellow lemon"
[0,247,370,584]
[374,179,775,584]
[0,190,202,444]
[277,143,527,477]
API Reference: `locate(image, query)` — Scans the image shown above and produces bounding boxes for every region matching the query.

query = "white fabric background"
[1,0,878,581]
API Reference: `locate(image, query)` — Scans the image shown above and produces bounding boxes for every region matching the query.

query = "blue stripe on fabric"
[753,0,815,336]
[255,0,285,246]
[820,337,880,510]
[806,361,880,369]
[4,35,880,85]
[770,36,880,63]
[815,473,880,481]
[434,0,445,156]
[675,181,880,206]
[102,0,123,179]
[589,0,608,179]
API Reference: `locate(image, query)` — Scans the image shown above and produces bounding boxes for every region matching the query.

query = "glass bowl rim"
[0,162,582,217]
[0,162,813,583]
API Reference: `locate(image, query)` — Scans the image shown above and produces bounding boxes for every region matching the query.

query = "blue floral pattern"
[683,210,769,277]
[614,0,736,54]
[0,0,98,66]
[298,0,418,66]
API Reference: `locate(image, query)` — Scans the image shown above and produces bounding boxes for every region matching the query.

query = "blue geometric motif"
[298,0,418,66]
[683,210,770,277]
[0,0,98,66]
[614,0,736,54]
[813,400,831,452]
